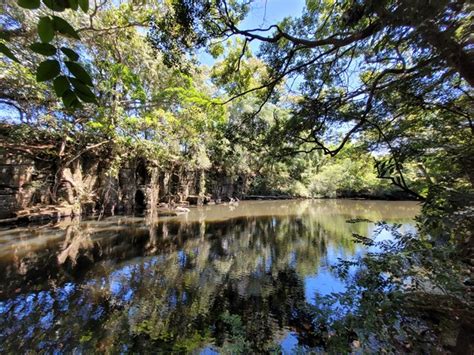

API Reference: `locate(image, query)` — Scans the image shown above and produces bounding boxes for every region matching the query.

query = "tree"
[151,0,473,224]
[0,0,227,206]
[1,0,97,107]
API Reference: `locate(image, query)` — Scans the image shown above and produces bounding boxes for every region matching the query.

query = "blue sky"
[240,0,306,28]
[198,0,306,66]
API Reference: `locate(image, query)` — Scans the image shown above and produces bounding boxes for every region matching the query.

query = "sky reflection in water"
[0,199,419,353]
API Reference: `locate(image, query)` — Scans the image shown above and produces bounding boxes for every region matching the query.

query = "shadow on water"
[0,200,419,353]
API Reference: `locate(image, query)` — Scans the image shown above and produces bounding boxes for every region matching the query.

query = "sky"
[198,0,306,66]
[240,0,306,28]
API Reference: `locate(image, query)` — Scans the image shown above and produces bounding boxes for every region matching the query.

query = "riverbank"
[0,197,421,228]
[1,124,418,225]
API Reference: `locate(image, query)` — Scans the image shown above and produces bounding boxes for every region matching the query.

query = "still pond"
[0,199,419,353]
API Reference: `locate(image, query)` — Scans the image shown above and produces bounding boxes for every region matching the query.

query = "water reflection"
[0,200,419,353]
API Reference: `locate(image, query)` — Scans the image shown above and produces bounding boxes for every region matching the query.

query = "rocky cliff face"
[0,153,36,219]
[0,150,247,221]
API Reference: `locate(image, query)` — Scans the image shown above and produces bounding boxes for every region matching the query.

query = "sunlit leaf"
[38,17,54,43]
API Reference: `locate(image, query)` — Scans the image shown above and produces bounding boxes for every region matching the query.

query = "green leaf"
[78,0,88,12]
[17,0,41,9]
[67,0,78,10]
[0,43,19,62]
[65,61,93,86]
[42,0,65,12]
[60,47,79,61]
[36,59,60,82]
[69,77,96,103]
[30,43,56,56]
[61,89,79,108]
[52,16,80,40]
[38,17,54,43]
[75,89,97,103]
[53,76,70,96]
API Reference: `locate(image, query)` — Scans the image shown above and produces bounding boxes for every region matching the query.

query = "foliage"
[151,0,472,201]
[2,0,94,107]
[0,0,229,203]
[249,144,407,199]
[1,0,434,203]
[308,222,472,352]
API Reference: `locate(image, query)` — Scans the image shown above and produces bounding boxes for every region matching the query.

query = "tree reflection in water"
[0,200,418,353]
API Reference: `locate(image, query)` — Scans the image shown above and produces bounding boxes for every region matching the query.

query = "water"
[0,199,419,353]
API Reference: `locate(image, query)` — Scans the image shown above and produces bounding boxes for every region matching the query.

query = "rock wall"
[0,153,36,219]
[207,173,249,201]
[0,151,248,220]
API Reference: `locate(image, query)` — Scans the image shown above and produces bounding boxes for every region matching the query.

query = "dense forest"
[1,0,433,221]
[1,0,473,352]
